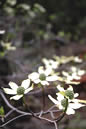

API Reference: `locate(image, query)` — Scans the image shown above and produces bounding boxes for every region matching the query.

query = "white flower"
[0,30,5,34]
[48,93,85,115]
[48,85,85,115]
[28,66,58,85]
[62,71,81,81]
[42,58,59,69]
[57,85,79,99]
[71,66,85,76]
[3,79,33,100]
[54,56,82,64]
[73,56,82,63]
[62,66,85,85]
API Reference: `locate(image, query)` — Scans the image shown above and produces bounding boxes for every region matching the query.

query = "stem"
[22,96,26,107]
[41,85,45,110]
[64,98,68,113]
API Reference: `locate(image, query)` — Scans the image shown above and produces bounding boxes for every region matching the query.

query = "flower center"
[61,98,67,107]
[39,73,46,81]
[49,62,52,66]
[65,90,74,99]
[17,87,25,95]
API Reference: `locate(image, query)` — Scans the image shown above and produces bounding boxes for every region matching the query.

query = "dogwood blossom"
[70,66,85,76]
[73,56,82,63]
[56,85,79,99]
[54,56,82,64]
[48,85,85,115]
[3,79,33,100]
[28,66,58,85]
[62,67,85,85]
[48,94,85,115]
[0,30,5,34]
[42,58,59,69]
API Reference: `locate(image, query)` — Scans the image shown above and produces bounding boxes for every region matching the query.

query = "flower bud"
[65,90,74,99]
[61,98,67,107]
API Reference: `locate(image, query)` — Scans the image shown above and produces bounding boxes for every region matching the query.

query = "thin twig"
[5,110,14,118]
[0,89,66,129]
[0,114,28,127]
[54,121,58,129]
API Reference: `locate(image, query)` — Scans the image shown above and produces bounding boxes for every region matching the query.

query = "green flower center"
[39,73,46,81]
[65,90,74,99]
[61,98,67,107]
[49,62,52,66]
[17,87,25,95]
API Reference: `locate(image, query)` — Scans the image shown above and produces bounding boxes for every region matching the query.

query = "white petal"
[49,60,58,69]
[72,73,80,80]
[74,57,82,63]
[66,107,75,115]
[9,82,18,91]
[67,85,73,91]
[41,81,49,85]
[38,66,52,76]
[0,30,5,34]
[21,79,30,89]
[44,67,52,76]
[28,72,39,81]
[69,103,85,109]
[62,71,68,77]
[42,58,49,65]
[34,79,40,84]
[74,93,79,98]
[10,95,23,100]
[57,85,65,92]
[24,87,33,94]
[46,75,58,81]
[3,88,17,95]
[66,80,80,85]
[78,70,85,76]
[72,99,79,103]
[71,66,76,72]
[59,104,63,109]
[57,93,64,101]
[38,66,45,74]
[48,95,59,105]
[67,75,73,81]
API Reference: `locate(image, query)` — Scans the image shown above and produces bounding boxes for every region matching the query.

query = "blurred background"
[0,0,86,129]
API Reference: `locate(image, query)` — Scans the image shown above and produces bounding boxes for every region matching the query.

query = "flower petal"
[74,93,79,98]
[66,107,75,115]
[24,87,33,94]
[0,30,5,34]
[34,79,40,84]
[3,88,17,95]
[38,66,52,76]
[9,82,18,91]
[44,67,52,76]
[41,81,49,85]
[10,95,23,100]
[67,85,73,91]
[57,85,65,92]
[48,95,59,105]
[28,72,39,81]
[57,93,64,101]
[59,104,63,109]
[69,103,85,109]
[21,79,30,89]
[62,71,68,77]
[46,75,58,81]
[38,66,44,74]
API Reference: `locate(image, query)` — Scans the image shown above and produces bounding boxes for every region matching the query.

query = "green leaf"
[0,106,5,116]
